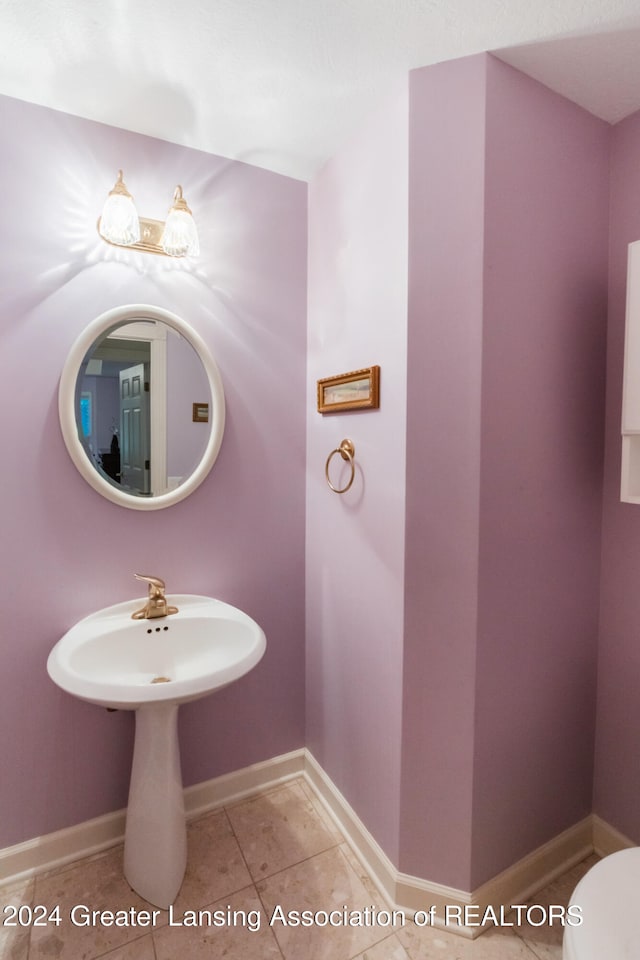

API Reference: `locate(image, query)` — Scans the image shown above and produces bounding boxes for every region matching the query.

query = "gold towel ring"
[325,439,355,494]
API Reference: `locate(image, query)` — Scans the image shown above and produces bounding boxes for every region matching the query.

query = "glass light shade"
[98,171,140,246]
[161,186,199,257]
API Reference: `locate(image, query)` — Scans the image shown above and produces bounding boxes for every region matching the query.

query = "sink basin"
[47,592,266,909]
[47,594,266,710]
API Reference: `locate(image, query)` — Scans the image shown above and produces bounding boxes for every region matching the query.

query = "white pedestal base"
[124,703,187,908]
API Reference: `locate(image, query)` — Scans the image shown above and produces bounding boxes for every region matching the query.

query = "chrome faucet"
[131,574,179,620]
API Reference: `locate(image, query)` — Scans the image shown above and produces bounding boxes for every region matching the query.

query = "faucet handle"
[134,573,166,597]
[131,574,178,620]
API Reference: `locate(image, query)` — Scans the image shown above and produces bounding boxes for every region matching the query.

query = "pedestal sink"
[47,594,266,908]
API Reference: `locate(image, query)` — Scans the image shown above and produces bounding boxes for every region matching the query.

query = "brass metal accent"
[109,170,134,199]
[192,402,209,423]
[151,676,171,684]
[317,366,380,413]
[131,574,179,620]
[97,215,170,257]
[325,439,356,494]
[169,185,192,216]
[96,179,195,258]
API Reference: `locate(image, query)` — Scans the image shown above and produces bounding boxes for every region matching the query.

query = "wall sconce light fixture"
[98,170,200,258]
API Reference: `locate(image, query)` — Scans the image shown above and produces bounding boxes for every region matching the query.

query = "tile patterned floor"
[0,778,596,960]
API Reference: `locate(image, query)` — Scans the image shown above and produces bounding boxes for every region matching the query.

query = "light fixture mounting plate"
[97,216,182,257]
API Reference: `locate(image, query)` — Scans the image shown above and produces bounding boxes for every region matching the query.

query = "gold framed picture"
[317,366,380,414]
[192,402,209,423]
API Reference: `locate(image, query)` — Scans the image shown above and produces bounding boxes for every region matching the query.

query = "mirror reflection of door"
[77,317,211,498]
[111,322,168,496]
[78,325,167,495]
[119,363,150,495]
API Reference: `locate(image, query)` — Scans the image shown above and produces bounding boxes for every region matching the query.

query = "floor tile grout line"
[82,928,154,960]
[256,843,401,960]
[221,789,390,960]
[162,803,285,949]
[157,806,257,916]
[337,848,405,960]
[183,798,360,958]
[151,876,288,960]
[251,875,287,960]
[346,930,403,960]
[23,877,33,960]
[221,787,345,886]
[20,778,590,960]
[253,838,344,886]
[221,803,253,876]
[522,934,554,960]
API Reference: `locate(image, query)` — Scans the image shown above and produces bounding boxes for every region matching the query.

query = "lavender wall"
[0,94,307,849]
[0,57,629,897]
[401,55,487,890]
[166,333,210,482]
[473,57,609,887]
[401,55,609,890]
[306,86,408,863]
[594,110,640,839]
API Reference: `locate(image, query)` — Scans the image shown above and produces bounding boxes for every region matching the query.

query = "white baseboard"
[0,808,128,887]
[592,813,635,858]
[301,750,475,934]
[0,749,306,887]
[471,817,593,914]
[302,752,597,939]
[302,750,401,909]
[184,747,306,818]
[1,747,632,939]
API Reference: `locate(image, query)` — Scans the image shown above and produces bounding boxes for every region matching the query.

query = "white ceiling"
[2,0,640,181]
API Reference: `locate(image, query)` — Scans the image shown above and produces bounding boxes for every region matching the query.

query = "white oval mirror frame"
[59,304,225,510]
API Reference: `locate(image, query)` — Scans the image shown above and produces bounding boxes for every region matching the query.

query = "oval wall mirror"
[59,304,225,510]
